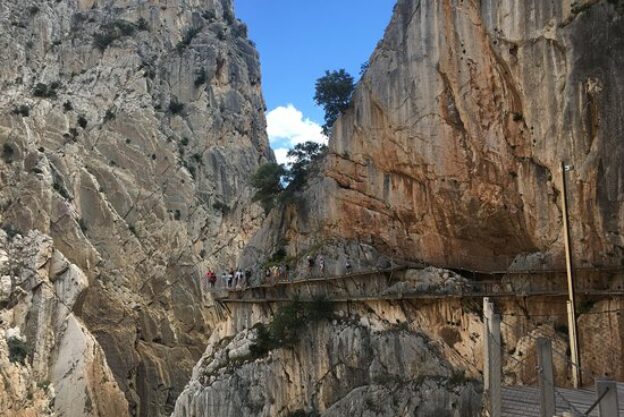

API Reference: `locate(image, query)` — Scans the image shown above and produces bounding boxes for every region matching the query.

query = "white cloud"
[273,148,292,166]
[266,104,327,148]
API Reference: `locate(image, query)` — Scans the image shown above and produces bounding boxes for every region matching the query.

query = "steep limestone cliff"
[0,0,270,416]
[176,1,624,416]
[245,0,624,272]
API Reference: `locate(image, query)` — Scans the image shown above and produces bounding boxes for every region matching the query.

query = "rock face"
[0,229,129,417]
[245,0,624,271]
[172,306,482,417]
[0,0,270,416]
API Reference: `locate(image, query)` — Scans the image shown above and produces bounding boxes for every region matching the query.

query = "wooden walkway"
[502,384,624,417]
[209,266,624,304]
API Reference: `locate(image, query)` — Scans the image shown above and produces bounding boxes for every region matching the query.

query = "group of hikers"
[202,255,354,291]
[203,269,250,290]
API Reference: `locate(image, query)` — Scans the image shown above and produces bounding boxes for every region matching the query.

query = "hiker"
[206,270,216,289]
[236,269,244,288]
[279,264,286,282]
[221,271,228,288]
[345,259,352,274]
[264,267,271,284]
[286,263,291,282]
[227,270,234,288]
[307,255,314,274]
[271,265,279,284]
[318,255,325,275]
[238,269,247,289]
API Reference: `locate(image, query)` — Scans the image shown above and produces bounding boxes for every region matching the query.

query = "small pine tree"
[313,69,355,135]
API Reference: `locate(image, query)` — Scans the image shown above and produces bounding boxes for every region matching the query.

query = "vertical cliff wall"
[246,0,624,272]
[0,0,270,416]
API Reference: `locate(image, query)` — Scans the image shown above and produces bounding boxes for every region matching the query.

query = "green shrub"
[191,152,202,163]
[176,25,203,52]
[93,32,116,51]
[250,298,335,357]
[93,20,138,52]
[169,99,184,115]
[212,200,230,214]
[223,8,235,24]
[250,162,286,214]
[194,68,207,87]
[201,10,216,21]
[53,181,70,199]
[136,17,149,31]
[104,109,115,122]
[180,137,189,146]
[233,22,247,38]
[12,105,30,117]
[29,6,40,15]
[78,218,88,233]
[305,296,334,322]
[8,337,29,365]
[77,115,87,129]
[32,82,58,98]
[2,143,15,163]
[1,224,20,239]
[249,324,273,358]
[113,19,136,36]
[63,101,73,112]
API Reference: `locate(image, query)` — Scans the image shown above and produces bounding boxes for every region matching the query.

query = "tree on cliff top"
[251,141,327,213]
[285,141,327,191]
[314,69,355,136]
[250,162,285,213]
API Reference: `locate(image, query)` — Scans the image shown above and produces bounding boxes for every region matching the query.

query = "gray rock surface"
[172,318,482,417]
[0,0,271,416]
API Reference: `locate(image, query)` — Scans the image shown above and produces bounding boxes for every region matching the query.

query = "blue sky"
[234,0,396,163]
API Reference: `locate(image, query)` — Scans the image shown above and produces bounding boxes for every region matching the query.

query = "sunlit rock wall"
[0,0,271,416]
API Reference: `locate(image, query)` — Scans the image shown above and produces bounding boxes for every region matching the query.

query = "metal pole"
[483,298,502,417]
[561,161,581,388]
[537,338,556,417]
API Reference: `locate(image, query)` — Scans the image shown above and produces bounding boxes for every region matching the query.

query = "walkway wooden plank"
[214,288,624,304]
[502,383,624,417]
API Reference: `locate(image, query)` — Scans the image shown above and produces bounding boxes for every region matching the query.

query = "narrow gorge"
[1,1,623,417]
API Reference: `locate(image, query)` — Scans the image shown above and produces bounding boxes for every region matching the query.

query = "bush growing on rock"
[176,25,202,52]
[12,105,30,117]
[136,17,149,31]
[284,141,327,192]
[250,162,286,213]
[212,201,230,214]
[93,31,116,51]
[2,143,15,163]
[194,68,207,87]
[8,337,29,365]
[104,109,115,122]
[32,82,58,98]
[250,297,335,357]
[168,99,184,115]
[0,223,20,239]
[314,69,355,135]
[93,20,140,52]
